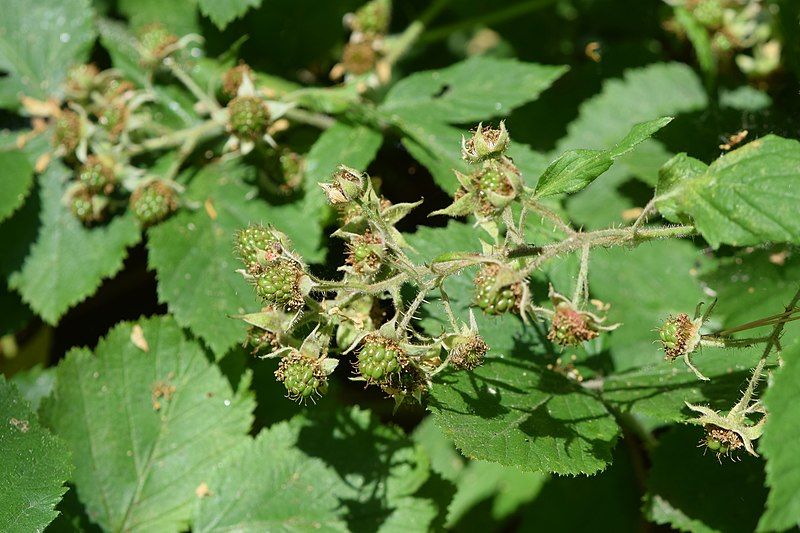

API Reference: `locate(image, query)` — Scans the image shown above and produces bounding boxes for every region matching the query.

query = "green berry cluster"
[53,111,82,155]
[255,259,303,311]
[228,96,270,141]
[658,313,698,360]
[78,157,115,195]
[474,264,520,315]
[130,181,178,227]
[346,231,382,276]
[358,335,404,383]
[70,188,102,225]
[234,224,278,272]
[245,326,279,356]
[449,335,489,370]
[137,23,178,66]
[275,352,327,401]
[548,303,598,347]
[703,424,744,458]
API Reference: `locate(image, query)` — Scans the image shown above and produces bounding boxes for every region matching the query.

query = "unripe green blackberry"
[137,23,178,66]
[78,156,115,195]
[245,326,280,356]
[348,0,391,35]
[702,424,743,458]
[65,63,99,100]
[474,264,521,315]
[130,180,178,227]
[97,103,127,139]
[548,303,599,347]
[70,186,103,226]
[234,224,278,272]
[357,335,404,383]
[255,259,304,311]
[53,110,82,155]
[228,96,270,141]
[380,363,427,402]
[449,334,489,370]
[692,0,724,29]
[659,313,700,360]
[275,351,327,401]
[346,230,382,276]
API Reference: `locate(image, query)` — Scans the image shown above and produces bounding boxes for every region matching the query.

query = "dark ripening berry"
[234,224,278,272]
[548,303,599,347]
[474,264,521,315]
[450,335,489,370]
[53,110,82,154]
[130,181,178,227]
[357,335,404,383]
[255,259,304,311]
[274,351,327,401]
[342,40,377,75]
[78,157,115,195]
[228,96,270,141]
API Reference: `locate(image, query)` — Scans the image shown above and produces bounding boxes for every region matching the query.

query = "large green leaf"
[0,149,34,222]
[147,160,319,357]
[406,223,619,475]
[381,57,567,124]
[656,135,800,248]
[534,117,673,197]
[41,316,254,533]
[283,407,433,533]
[192,424,347,532]
[0,377,71,533]
[8,165,141,324]
[759,341,800,531]
[645,426,766,533]
[0,0,96,108]
[198,0,262,30]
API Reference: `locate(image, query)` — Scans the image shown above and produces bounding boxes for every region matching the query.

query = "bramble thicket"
[2,0,800,531]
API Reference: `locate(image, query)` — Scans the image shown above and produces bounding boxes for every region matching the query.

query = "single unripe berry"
[65,63,99,100]
[275,351,327,401]
[449,334,489,370]
[702,424,744,458]
[137,23,178,66]
[255,259,304,311]
[70,186,103,226]
[78,156,115,195]
[348,0,391,35]
[228,96,270,141]
[234,224,278,272]
[659,313,700,360]
[548,303,599,347]
[53,110,82,155]
[97,103,127,139]
[692,0,724,29]
[346,230,382,276]
[130,180,178,227]
[342,40,377,75]
[357,335,404,383]
[474,264,521,315]
[245,326,280,356]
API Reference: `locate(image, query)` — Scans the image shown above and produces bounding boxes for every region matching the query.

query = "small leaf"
[534,117,673,197]
[0,149,34,222]
[9,164,141,324]
[656,135,800,248]
[197,0,262,30]
[0,377,72,533]
[0,0,96,108]
[41,316,254,533]
[192,424,347,532]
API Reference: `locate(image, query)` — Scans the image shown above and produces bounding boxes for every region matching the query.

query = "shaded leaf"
[41,316,254,533]
[198,0,262,30]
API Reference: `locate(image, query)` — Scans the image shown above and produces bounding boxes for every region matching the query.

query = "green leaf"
[0,376,71,533]
[0,149,34,222]
[645,426,766,533]
[198,0,262,30]
[534,117,673,197]
[0,0,96,108]
[41,316,254,533]
[192,424,347,532]
[406,223,619,475]
[759,341,800,531]
[118,0,199,34]
[381,57,567,123]
[284,407,432,532]
[656,135,800,248]
[148,160,319,357]
[8,165,141,324]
